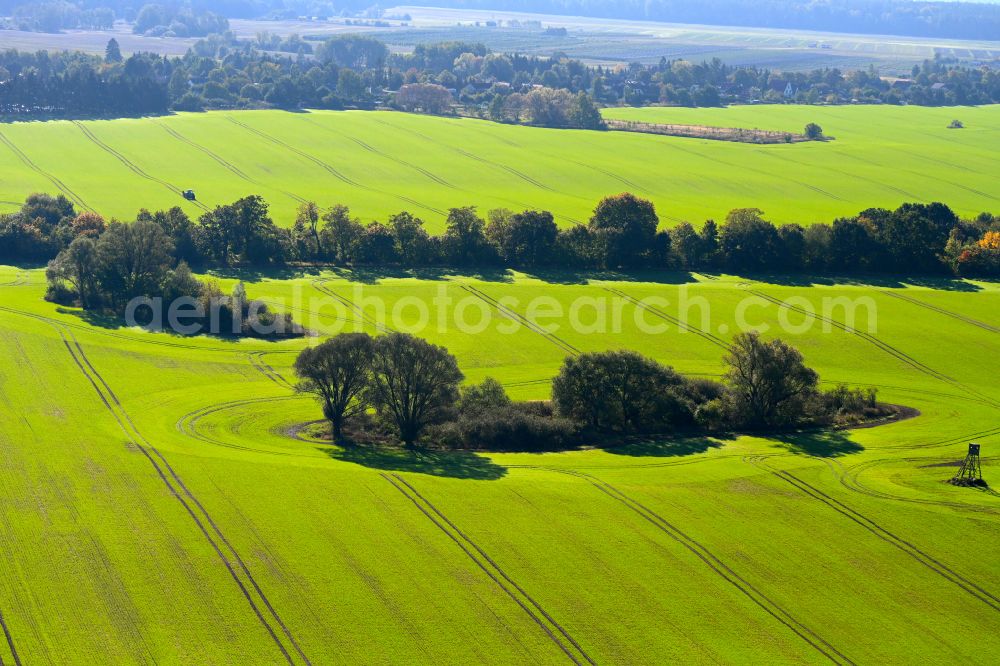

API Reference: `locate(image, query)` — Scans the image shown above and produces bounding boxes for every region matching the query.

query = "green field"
[1,105,997,231]
[1,266,999,663]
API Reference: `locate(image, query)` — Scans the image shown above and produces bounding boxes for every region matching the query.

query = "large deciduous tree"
[723,331,819,428]
[294,334,375,442]
[588,193,659,268]
[367,333,464,446]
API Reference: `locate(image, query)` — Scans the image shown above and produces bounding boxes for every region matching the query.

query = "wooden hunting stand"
[949,443,985,487]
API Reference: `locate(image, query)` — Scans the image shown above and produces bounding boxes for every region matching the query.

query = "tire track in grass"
[299,117,459,190]
[71,121,210,212]
[225,117,446,217]
[367,115,584,224]
[833,455,999,513]
[746,456,1000,613]
[459,285,581,356]
[878,290,1000,334]
[176,396,315,458]
[746,289,1000,410]
[603,287,731,351]
[155,123,309,205]
[538,467,854,665]
[0,609,21,666]
[380,473,596,666]
[61,328,313,665]
[759,148,924,202]
[0,130,92,211]
[249,352,295,389]
[3,307,313,665]
[312,279,395,334]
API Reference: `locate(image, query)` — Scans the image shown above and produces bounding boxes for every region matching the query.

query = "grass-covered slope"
[0,105,997,230]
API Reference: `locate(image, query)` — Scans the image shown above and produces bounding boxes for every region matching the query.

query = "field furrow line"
[380,473,594,665]
[300,117,460,190]
[460,285,581,355]
[156,123,309,205]
[604,287,731,350]
[878,290,1000,334]
[746,289,1000,410]
[313,279,395,334]
[747,456,1000,612]
[2,303,311,664]
[71,121,210,212]
[176,396,311,458]
[0,609,21,666]
[547,468,854,665]
[226,117,446,216]
[62,330,312,664]
[0,130,92,211]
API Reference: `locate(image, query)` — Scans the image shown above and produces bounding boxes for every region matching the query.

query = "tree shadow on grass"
[601,434,733,458]
[325,445,508,480]
[734,271,982,292]
[770,429,864,458]
[521,268,698,286]
[330,265,514,284]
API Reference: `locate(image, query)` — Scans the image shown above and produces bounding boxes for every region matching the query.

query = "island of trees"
[293,329,897,451]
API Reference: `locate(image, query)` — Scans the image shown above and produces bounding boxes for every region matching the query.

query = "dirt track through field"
[381,472,595,665]
[313,280,395,334]
[0,305,313,665]
[0,130,92,211]
[71,122,210,212]
[542,467,854,665]
[747,455,1000,612]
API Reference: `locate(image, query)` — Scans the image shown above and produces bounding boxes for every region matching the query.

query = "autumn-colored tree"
[71,211,106,238]
[979,231,1000,250]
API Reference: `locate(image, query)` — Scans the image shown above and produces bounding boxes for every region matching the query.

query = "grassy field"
[0,105,997,231]
[0,266,998,663]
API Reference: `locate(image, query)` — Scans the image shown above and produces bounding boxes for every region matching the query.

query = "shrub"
[433,404,580,452]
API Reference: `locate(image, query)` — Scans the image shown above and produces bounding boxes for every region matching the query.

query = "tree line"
[2,32,998,119]
[3,192,998,278]
[36,199,299,337]
[295,329,892,451]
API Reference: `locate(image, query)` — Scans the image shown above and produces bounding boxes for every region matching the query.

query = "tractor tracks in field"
[1,306,313,664]
[459,284,581,355]
[878,290,1000,335]
[746,289,1000,410]
[0,609,21,666]
[380,472,596,666]
[71,121,210,212]
[525,466,854,665]
[298,117,459,190]
[225,117,446,217]
[745,455,1000,613]
[312,279,395,334]
[603,287,732,351]
[156,123,309,205]
[0,129,92,212]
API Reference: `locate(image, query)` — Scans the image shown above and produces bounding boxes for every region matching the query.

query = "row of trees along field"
[9,192,998,284]
[294,330,893,450]
[1,33,998,118]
